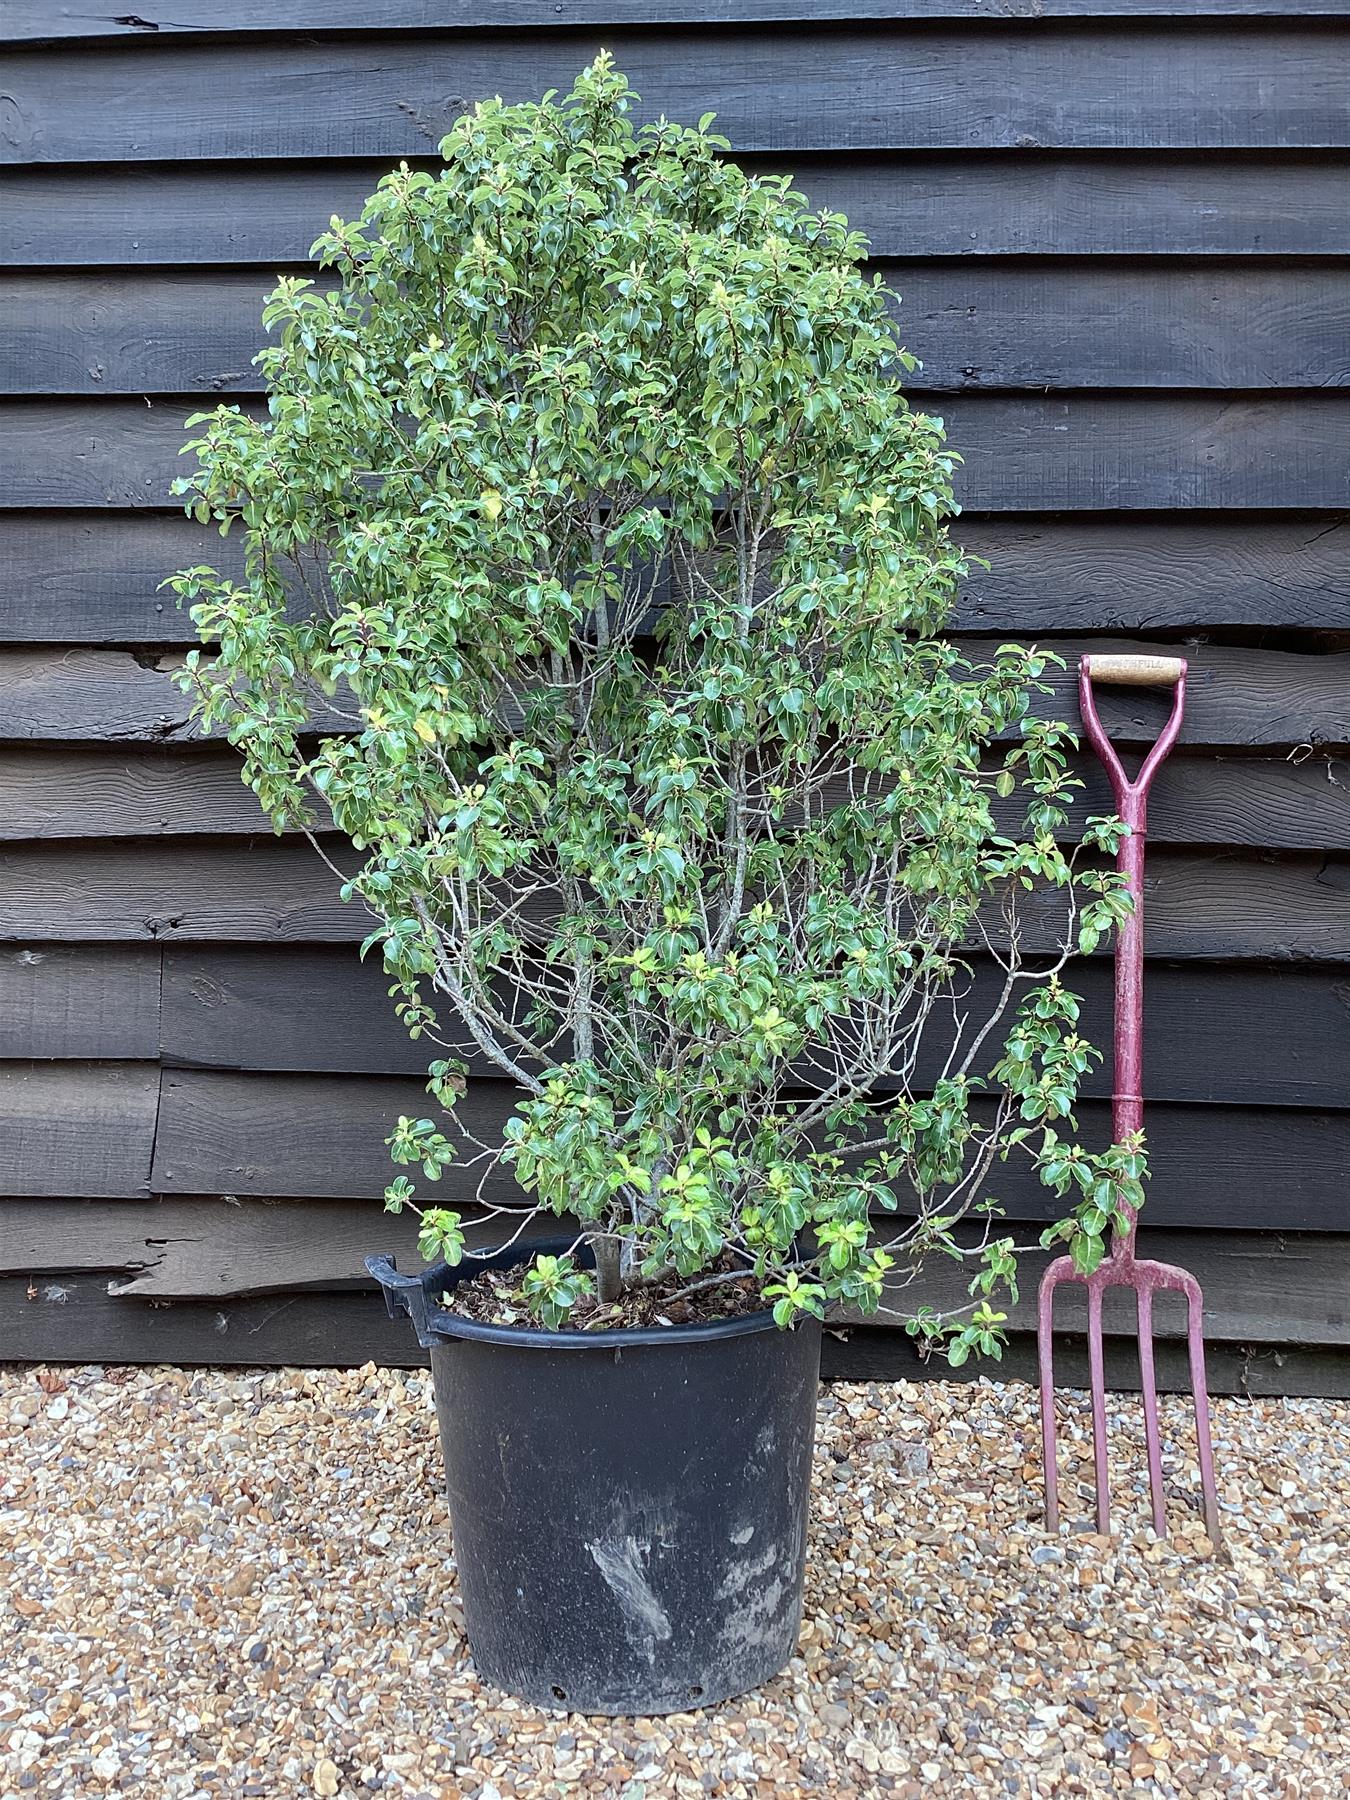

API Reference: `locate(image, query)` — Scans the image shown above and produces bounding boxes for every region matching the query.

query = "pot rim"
[366,1238,809,1352]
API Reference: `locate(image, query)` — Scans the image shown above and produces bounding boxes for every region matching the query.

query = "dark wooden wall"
[2,3,1348,1388]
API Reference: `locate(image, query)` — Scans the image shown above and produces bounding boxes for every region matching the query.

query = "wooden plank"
[1018,642,1350,749]
[869,1224,1350,1344]
[0,649,349,742]
[8,394,1348,511]
[0,1275,430,1368]
[2,1196,560,1297]
[856,154,1350,259]
[160,946,1350,1110]
[8,156,1348,268]
[5,28,1348,166]
[6,642,1346,750]
[956,514,1350,633]
[10,0,1349,45]
[8,261,1349,395]
[0,748,273,839]
[0,839,362,944]
[889,260,1350,392]
[7,1198,1337,1346]
[149,1066,1350,1229]
[6,743,1344,850]
[0,1195,424,1282]
[0,401,210,510]
[994,850,1350,963]
[0,514,242,644]
[0,1062,158,1197]
[0,271,277,399]
[1,839,1348,958]
[1129,753,1350,851]
[150,1069,490,1200]
[823,1328,1350,1397]
[7,512,1346,643]
[1,1275,1345,1392]
[0,945,160,1060]
[947,394,1350,512]
[0,649,194,742]
[881,1098,1350,1233]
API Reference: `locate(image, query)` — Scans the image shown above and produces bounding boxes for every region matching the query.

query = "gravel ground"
[2,1363,1347,1799]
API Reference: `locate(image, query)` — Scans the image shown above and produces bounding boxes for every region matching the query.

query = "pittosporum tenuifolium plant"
[168,56,1141,1361]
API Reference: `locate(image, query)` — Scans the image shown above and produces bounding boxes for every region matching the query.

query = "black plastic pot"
[367,1240,822,1715]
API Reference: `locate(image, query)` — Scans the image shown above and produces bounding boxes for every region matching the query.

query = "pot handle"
[366,1253,435,1348]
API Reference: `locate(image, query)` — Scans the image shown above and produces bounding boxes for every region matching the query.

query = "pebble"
[2,1364,1348,1796]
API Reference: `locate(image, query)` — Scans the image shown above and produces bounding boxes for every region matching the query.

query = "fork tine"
[1183,1279,1224,1546]
[1134,1285,1168,1536]
[1086,1283,1111,1534]
[1037,1269,1061,1532]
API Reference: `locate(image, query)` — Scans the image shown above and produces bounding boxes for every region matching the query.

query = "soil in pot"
[444,1249,770,1331]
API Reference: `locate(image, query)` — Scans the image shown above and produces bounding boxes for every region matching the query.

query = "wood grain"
[6,512,1347,642]
[8,261,1348,395]
[9,0,1347,43]
[158,945,1350,1109]
[0,945,160,1061]
[5,641,1346,749]
[0,649,193,742]
[0,839,364,944]
[8,156,1348,267]
[146,1067,1350,1229]
[0,1062,158,1197]
[0,649,349,742]
[6,28,1348,164]
[8,394,1348,511]
[2,1274,1346,1392]
[0,1194,556,1295]
[948,394,1350,512]
[0,514,242,643]
[4,744,1345,850]
[0,749,275,839]
[1,839,1347,959]
[7,1197,1335,1347]
[0,1275,431,1369]
[955,514,1350,633]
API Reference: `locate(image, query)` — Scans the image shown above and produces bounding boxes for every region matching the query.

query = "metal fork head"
[1037,1250,1223,1545]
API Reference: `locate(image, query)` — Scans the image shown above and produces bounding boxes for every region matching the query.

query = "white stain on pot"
[720,1545,791,1651]
[717,1540,780,1600]
[587,1534,673,1654]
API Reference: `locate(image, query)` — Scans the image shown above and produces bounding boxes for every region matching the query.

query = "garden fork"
[1037,653,1222,1545]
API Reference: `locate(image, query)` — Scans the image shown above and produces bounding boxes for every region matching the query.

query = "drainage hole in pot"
[688,1686,704,1700]
[551,1686,567,1702]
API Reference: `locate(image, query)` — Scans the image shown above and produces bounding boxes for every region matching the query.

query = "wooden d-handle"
[1083,653,1186,688]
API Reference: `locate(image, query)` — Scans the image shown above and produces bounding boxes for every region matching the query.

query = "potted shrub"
[169,56,1136,1714]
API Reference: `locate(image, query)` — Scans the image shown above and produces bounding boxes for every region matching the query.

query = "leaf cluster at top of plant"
[167,55,1140,1356]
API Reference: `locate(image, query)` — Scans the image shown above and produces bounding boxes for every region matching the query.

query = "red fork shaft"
[1077,660,1187,1257]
